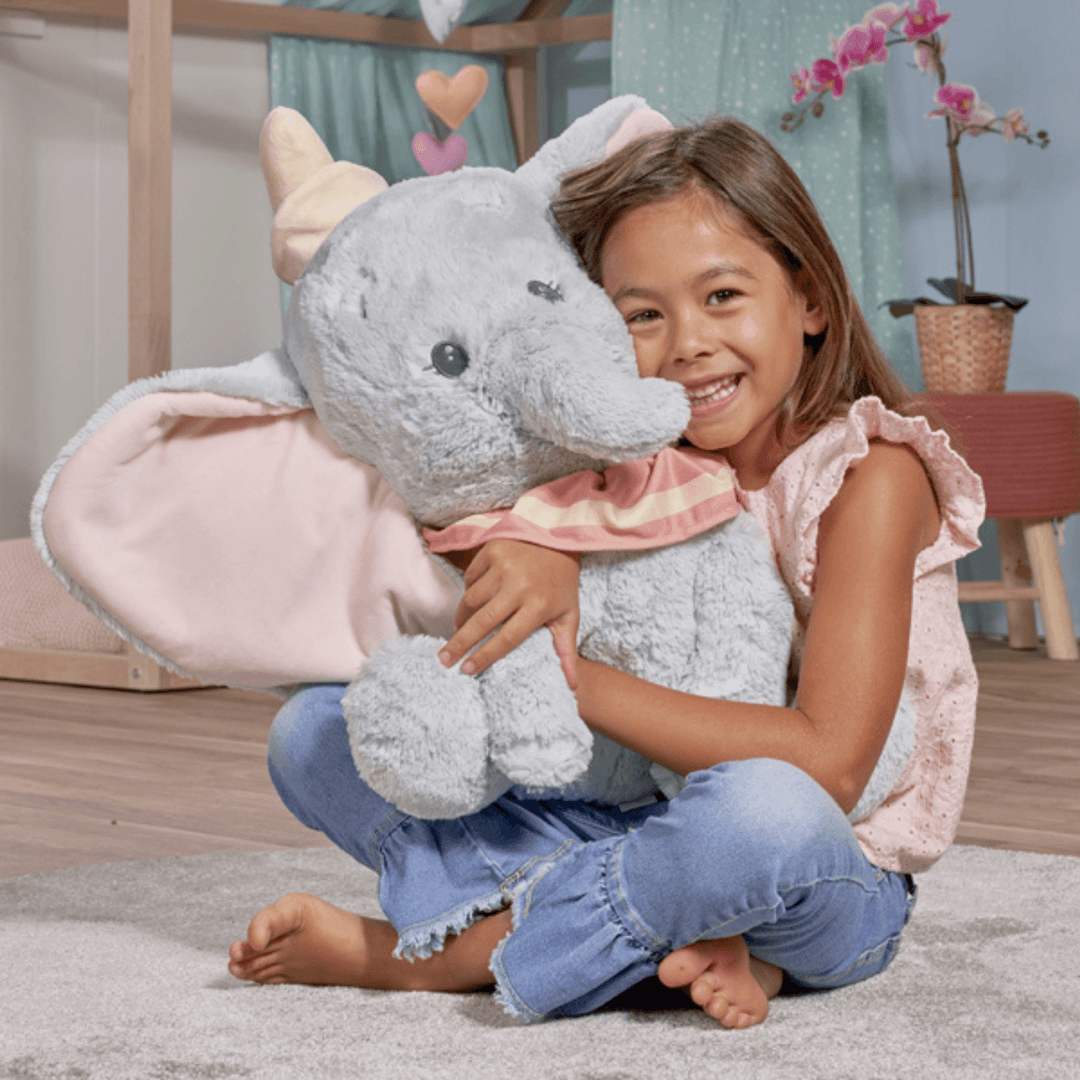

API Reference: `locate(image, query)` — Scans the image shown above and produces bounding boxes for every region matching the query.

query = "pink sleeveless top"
[737,397,986,874]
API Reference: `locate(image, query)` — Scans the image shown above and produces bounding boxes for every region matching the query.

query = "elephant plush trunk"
[487,324,690,462]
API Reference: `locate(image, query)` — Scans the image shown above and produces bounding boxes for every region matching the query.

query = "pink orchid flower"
[835,22,889,71]
[862,4,908,30]
[1002,107,1028,141]
[810,57,846,99]
[903,0,951,42]
[791,67,811,103]
[913,33,946,71]
[926,82,980,121]
[961,101,998,135]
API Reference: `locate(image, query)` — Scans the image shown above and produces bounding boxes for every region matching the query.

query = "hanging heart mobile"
[412,64,489,176]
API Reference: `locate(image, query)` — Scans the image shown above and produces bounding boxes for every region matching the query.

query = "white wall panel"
[0,18,281,540]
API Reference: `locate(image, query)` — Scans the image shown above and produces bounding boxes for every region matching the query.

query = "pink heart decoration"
[412,132,468,176]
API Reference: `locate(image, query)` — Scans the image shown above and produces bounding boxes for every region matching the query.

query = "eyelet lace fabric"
[737,397,986,873]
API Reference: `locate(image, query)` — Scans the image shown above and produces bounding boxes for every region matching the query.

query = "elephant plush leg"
[478,630,593,792]
[343,635,510,820]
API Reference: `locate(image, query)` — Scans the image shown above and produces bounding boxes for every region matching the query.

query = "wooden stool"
[921,392,1080,661]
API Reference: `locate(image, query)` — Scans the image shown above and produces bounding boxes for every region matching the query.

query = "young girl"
[228,116,983,1029]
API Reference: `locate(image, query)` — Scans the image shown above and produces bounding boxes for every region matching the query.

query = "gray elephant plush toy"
[33,95,913,823]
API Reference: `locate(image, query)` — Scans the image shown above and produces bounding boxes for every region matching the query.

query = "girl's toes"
[229,955,257,979]
[229,949,277,982]
[657,944,710,988]
[229,940,254,964]
[703,990,733,1024]
[232,959,272,984]
[688,971,722,1008]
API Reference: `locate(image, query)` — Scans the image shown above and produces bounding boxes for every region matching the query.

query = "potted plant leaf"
[782,1,1049,392]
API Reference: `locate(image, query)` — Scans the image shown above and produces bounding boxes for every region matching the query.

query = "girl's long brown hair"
[551,115,946,450]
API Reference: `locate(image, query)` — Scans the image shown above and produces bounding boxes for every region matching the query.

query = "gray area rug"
[2,844,1077,1080]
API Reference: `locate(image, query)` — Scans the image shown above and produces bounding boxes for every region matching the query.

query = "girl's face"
[601,190,826,485]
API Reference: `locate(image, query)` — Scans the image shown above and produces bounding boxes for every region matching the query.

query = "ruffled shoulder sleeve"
[739,396,986,610]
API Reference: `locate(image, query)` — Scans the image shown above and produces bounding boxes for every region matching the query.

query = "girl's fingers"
[441,591,517,666]
[453,572,501,631]
[454,608,540,676]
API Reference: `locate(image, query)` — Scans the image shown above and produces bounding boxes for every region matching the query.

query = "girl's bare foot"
[227,892,510,992]
[656,935,783,1029]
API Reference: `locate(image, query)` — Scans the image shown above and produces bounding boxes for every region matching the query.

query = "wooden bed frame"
[0,0,609,689]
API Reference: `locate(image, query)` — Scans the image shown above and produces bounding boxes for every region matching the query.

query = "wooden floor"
[1,635,1077,879]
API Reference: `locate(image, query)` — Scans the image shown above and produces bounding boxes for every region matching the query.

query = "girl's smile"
[600,190,826,487]
[684,372,742,418]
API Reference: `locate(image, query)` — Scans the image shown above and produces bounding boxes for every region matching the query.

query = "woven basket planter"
[913,304,1014,393]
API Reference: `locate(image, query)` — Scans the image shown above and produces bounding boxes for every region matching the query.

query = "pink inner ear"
[43,392,459,687]
[605,108,674,157]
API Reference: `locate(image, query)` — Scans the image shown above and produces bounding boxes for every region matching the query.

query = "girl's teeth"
[688,376,739,406]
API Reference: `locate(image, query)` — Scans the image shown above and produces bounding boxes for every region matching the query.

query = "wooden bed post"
[128,0,172,381]
[504,52,538,165]
[505,0,571,165]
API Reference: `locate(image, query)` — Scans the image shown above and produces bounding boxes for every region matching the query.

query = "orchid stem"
[934,35,972,302]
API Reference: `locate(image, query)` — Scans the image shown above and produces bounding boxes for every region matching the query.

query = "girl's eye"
[708,289,738,304]
[626,309,661,325]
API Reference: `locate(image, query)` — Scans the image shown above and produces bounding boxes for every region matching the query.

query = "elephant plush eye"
[527,280,563,303]
[431,341,470,378]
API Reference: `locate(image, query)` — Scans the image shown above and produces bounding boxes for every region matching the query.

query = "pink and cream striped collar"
[423,446,739,554]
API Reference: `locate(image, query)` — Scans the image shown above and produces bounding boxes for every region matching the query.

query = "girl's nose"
[671,308,716,365]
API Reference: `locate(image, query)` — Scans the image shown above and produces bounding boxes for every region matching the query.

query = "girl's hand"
[438,540,581,688]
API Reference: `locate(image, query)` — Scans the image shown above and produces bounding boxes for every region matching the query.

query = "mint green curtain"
[270,1,520,182]
[612,0,917,388]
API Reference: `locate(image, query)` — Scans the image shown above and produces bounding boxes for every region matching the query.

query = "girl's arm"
[574,441,940,813]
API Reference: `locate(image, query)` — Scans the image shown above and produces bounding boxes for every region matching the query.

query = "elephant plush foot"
[489,725,593,793]
[343,636,508,819]
[480,631,593,792]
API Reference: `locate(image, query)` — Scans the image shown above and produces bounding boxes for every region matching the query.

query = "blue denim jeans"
[268,683,917,1023]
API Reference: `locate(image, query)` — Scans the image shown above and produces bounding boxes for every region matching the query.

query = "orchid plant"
[782,0,1049,312]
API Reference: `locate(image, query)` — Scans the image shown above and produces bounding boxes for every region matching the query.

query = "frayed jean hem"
[489,860,560,1024]
[391,837,581,965]
[394,887,510,962]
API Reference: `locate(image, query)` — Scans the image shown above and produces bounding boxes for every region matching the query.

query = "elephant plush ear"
[261,107,390,284]
[514,95,672,204]
[31,356,458,690]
